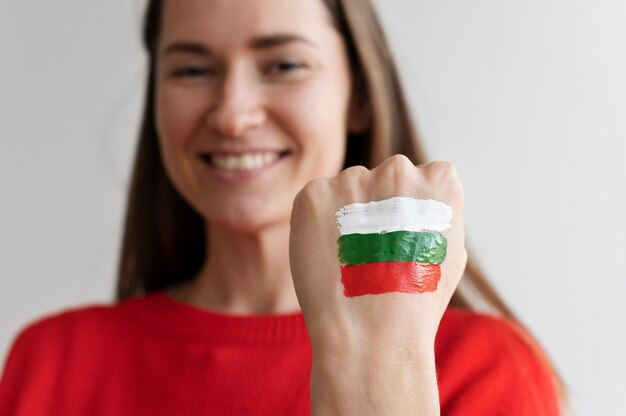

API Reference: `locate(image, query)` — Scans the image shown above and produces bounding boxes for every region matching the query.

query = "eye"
[171,66,215,78]
[269,60,306,74]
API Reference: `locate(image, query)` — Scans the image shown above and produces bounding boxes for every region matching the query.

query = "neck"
[171,220,300,315]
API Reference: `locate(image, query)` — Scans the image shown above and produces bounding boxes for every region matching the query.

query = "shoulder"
[3,302,118,366]
[2,296,151,372]
[435,308,561,415]
[0,298,152,413]
[16,304,112,336]
[11,299,128,341]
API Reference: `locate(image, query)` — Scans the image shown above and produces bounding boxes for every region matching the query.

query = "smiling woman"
[154,0,353,236]
[0,0,564,415]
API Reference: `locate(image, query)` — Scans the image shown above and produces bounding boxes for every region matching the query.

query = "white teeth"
[225,155,238,170]
[211,152,281,171]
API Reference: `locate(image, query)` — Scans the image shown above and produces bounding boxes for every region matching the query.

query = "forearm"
[310,342,440,416]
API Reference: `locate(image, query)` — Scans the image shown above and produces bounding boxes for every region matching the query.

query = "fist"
[289,155,467,354]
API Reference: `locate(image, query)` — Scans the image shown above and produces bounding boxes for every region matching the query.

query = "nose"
[206,69,266,139]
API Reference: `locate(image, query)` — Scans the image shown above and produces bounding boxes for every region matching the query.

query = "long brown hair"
[116,0,565,397]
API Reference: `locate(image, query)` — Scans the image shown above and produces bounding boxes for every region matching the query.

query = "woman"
[0,0,563,414]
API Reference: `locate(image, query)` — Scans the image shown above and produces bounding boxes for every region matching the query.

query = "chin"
[206,207,290,236]
[199,187,297,234]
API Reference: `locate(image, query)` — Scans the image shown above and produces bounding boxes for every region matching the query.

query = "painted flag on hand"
[335,197,452,297]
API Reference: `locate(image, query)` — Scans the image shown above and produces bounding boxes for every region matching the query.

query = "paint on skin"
[338,230,447,265]
[335,196,452,235]
[335,196,453,297]
[340,262,441,297]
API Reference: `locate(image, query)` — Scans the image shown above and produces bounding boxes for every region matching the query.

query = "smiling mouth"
[199,151,290,172]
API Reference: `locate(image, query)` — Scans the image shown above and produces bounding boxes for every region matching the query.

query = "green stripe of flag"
[338,230,447,265]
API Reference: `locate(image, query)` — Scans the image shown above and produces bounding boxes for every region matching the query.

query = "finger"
[371,154,420,199]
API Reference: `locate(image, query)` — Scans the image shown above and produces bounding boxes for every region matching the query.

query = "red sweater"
[0,291,560,415]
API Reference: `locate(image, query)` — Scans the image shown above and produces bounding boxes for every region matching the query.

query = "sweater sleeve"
[436,310,562,416]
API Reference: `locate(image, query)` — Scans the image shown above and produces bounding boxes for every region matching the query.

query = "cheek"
[306,76,351,169]
[274,76,351,156]
[156,86,207,151]
[155,86,210,203]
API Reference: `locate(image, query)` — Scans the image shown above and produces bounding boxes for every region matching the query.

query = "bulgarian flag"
[335,197,452,297]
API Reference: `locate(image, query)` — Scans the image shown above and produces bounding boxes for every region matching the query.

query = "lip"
[198,150,289,183]
[204,149,286,156]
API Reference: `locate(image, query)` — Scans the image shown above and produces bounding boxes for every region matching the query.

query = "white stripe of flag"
[335,196,453,235]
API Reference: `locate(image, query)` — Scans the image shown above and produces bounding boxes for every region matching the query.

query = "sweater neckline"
[124,290,310,346]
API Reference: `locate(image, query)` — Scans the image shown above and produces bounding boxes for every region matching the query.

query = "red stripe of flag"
[340,262,441,297]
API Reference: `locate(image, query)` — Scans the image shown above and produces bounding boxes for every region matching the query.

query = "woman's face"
[156,0,356,233]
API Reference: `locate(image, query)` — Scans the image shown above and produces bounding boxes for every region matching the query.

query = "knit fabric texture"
[0,291,560,415]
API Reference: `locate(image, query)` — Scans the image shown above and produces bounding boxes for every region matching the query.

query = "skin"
[291,157,466,415]
[156,0,359,313]
[155,0,467,414]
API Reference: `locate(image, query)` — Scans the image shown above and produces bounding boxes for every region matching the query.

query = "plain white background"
[1,1,624,414]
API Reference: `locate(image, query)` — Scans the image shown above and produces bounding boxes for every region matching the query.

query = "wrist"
[310,342,439,415]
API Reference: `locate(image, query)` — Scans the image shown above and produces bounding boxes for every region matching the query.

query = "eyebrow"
[162,34,317,57]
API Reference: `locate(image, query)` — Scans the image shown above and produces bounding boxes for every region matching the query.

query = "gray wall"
[1,1,624,414]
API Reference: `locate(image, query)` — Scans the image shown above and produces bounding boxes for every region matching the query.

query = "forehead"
[159,0,334,49]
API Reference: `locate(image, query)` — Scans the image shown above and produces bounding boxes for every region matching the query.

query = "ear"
[347,72,371,134]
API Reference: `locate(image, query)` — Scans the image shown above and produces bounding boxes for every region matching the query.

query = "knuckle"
[334,165,373,201]
[381,154,416,178]
[425,160,464,198]
[428,160,455,173]
[426,161,458,182]
[293,177,329,208]
[303,177,330,196]
[337,166,370,196]
[386,154,415,168]
[370,155,418,196]
[339,164,369,179]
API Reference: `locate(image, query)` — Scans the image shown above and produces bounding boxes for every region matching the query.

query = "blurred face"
[155,0,355,233]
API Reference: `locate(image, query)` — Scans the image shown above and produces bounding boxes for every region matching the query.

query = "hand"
[289,155,467,415]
